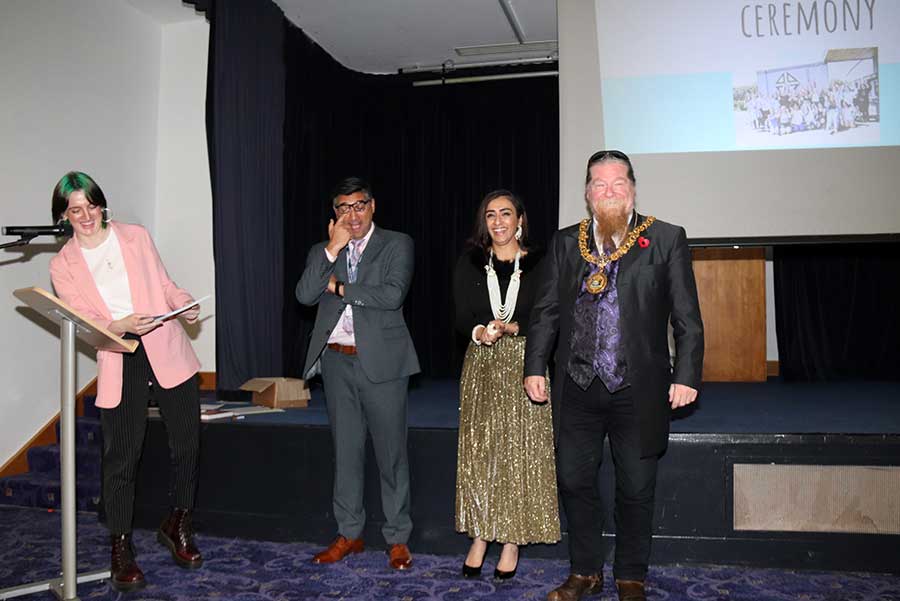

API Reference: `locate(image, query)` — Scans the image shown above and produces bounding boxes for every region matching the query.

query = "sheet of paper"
[231,405,285,416]
[200,408,234,421]
[152,294,211,323]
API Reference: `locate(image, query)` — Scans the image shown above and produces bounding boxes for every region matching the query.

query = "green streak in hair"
[57,172,91,200]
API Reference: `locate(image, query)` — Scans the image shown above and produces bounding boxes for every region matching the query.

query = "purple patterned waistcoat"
[566,245,628,393]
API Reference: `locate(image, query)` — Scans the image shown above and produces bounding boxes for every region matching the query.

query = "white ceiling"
[119,0,558,75]
[273,0,558,74]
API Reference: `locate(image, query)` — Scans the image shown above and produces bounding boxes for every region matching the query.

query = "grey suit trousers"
[321,347,412,544]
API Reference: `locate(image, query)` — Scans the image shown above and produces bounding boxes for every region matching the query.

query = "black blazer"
[524,213,704,457]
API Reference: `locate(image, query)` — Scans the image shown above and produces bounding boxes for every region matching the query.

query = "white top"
[325,222,375,346]
[80,229,134,320]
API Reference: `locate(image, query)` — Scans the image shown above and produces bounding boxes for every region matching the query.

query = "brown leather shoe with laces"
[312,535,365,564]
[387,543,413,570]
[616,579,647,601]
[110,533,146,592]
[157,508,203,569]
[546,573,604,601]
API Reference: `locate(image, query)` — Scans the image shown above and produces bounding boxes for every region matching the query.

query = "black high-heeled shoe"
[493,565,517,580]
[462,539,488,578]
[462,560,483,578]
[493,545,518,580]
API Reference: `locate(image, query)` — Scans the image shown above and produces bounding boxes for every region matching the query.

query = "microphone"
[2,223,74,238]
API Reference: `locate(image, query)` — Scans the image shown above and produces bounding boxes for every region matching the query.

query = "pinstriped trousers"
[99,334,200,534]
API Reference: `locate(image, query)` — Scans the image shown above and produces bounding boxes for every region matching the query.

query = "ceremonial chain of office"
[577,216,656,294]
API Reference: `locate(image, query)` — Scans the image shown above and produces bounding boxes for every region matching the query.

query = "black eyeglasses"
[334,199,372,215]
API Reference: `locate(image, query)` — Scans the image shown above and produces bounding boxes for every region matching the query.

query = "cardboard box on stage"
[239,377,310,408]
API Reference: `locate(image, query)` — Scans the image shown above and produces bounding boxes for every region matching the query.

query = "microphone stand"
[0,235,38,250]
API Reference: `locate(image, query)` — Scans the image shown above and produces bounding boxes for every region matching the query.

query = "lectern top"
[13,287,138,353]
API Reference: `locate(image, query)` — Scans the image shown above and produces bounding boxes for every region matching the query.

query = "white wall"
[154,19,215,370]
[557,0,604,224]
[0,1,213,468]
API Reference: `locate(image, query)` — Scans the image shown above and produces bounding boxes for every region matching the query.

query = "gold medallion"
[586,271,608,294]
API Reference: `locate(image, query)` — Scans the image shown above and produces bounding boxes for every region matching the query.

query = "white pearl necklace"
[485,248,521,323]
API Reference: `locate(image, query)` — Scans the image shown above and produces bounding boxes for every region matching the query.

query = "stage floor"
[210,378,900,434]
[134,378,900,572]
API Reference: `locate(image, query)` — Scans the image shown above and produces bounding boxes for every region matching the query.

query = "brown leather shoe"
[387,543,413,570]
[110,533,146,592]
[616,579,647,601]
[312,535,364,564]
[157,507,203,569]
[546,573,603,601]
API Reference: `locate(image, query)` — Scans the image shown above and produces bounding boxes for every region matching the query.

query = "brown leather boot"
[615,579,647,601]
[157,507,203,569]
[546,573,604,601]
[110,533,146,592]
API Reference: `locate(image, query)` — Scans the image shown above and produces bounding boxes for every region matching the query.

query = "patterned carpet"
[1,506,898,600]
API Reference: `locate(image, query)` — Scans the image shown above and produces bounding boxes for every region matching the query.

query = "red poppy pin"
[638,236,650,248]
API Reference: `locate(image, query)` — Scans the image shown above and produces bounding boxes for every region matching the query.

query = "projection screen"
[559,0,900,240]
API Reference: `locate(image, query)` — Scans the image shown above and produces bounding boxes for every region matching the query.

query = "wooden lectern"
[1,288,137,601]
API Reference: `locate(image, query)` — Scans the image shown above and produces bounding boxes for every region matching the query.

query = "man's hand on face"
[326,212,353,256]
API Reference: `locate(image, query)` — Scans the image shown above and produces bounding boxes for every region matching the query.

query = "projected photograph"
[734,47,880,149]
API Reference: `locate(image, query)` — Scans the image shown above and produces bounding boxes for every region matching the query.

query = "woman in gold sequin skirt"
[453,190,560,580]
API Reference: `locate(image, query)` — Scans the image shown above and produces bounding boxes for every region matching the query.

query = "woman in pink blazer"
[49,171,203,592]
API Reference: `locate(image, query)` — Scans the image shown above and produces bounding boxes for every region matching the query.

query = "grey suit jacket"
[296,226,420,383]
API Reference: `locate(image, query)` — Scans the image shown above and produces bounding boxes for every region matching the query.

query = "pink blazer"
[49,222,201,408]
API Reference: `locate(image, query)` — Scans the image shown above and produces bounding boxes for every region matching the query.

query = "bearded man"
[524,150,704,601]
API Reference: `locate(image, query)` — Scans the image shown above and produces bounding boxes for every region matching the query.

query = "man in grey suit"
[296,177,420,570]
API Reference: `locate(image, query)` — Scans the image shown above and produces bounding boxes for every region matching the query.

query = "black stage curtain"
[774,243,900,381]
[282,24,560,378]
[204,0,286,390]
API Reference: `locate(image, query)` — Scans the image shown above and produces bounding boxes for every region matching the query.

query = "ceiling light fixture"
[398,54,557,75]
[411,70,558,87]
[399,0,558,76]
[455,40,558,57]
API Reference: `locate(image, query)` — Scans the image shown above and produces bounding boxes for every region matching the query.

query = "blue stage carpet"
[215,378,900,434]
[2,506,898,600]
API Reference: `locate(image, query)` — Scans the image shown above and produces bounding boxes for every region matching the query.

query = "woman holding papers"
[48,171,204,592]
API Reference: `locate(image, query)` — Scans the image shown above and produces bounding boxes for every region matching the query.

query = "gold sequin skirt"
[455,336,561,544]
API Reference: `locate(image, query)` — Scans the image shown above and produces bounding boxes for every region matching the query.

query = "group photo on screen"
[733,47,881,147]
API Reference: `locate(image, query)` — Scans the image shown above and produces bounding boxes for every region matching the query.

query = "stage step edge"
[0,371,216,478]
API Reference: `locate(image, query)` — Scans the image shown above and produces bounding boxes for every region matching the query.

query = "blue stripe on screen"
[602,65,898,152]
[602,72,736,153]
[879,62,899,146]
